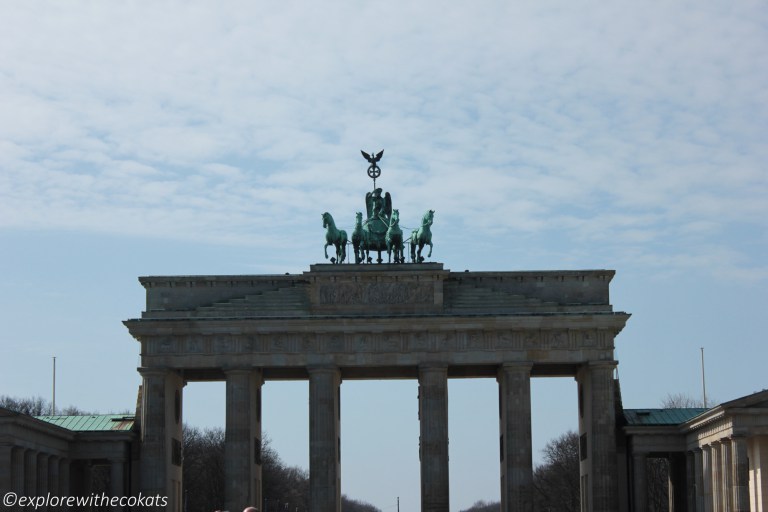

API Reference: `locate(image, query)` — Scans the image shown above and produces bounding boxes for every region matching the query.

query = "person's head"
[243,507,258,512]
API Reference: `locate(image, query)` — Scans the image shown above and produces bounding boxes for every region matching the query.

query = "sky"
[1,1,766,510]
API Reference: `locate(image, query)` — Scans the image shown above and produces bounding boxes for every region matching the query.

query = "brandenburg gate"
[123,151,630,512]
[124,264,629,512]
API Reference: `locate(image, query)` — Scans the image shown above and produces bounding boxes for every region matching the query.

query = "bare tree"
[181,425,226,511]
[0,395,94,415]
[181,425,380,512]
[533,430,581,512]
[662,393,706,409]
[459,500,500,512]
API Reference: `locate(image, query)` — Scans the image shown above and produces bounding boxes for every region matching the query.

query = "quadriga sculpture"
[410,210,434,263]
[386,209,405,264]
[322,212,347,264]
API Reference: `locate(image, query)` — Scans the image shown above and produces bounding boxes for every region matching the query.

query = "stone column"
[59,458,70,495]
[47,456,59,503]
[631,452,647,512]
[11,447,24,495]
[36,453,48,511]
[24,450,36,497]
[109,459,125,511]
[82,462,94,497]
[668,452,687,512]
[730,436,749,512]
[0,444,12,493]
[720,439,732,511]
[309,367,341,512]
[693,448,704,512]
[710,442,721,512]
[224,368,263,512]
[419,364,449,512]
[701,445,712,512]
[685,451,696,512]
[577,361,619,512]
[498,362,533,512]
[139,369,167,496]
[138,368,184,511]
[753,436,768,512]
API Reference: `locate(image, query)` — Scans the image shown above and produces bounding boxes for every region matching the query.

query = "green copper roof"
[624,408,708,426]
[34,414,134,432]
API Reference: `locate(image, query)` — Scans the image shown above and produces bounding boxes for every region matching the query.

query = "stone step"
[443,281,560,312]
[195,284,309,317]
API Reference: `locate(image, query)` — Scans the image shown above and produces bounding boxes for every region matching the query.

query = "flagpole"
[700,347,707,408]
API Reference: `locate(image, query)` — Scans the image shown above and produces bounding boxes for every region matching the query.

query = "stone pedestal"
[498,363,533,512]
[419,365,449,512]
[225,369,263,512]
[309,367,341,512]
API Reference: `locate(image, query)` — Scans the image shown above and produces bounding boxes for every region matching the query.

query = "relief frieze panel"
[153,337,177,354]
[318,282,433,305]
[185,337,205,354]
[146,327,613,357]
[494,330,524,350]
[410,332,432,351]
[378,333,402,353]
[544,330,570,349]
[325,334,345,353]
[270,334,291,353]
[213,337,237,353]
[432,331,455,350]
[571,330,598,349]
[468,331,488,350]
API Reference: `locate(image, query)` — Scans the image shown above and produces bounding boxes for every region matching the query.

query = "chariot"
[322,150,434,264]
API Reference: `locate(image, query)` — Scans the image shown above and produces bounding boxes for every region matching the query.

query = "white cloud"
[0,0,766,280]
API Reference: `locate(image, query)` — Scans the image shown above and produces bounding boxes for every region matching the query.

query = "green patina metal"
[323,150,435,264]
[35,414,135,431]
[623,408,709,426]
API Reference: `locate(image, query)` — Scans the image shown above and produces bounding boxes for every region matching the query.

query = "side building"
[622,389,768,511]
[0,409,137,507]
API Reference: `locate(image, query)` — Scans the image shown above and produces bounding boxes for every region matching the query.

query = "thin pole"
[397,496,400,512]
[52,356,56,415]
[700,347,707,408]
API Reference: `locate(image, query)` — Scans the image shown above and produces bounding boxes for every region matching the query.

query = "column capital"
[223,367,258,376]
[587,359,618,369]
[307,365,340,375]
[137,367,171,377]
[499,361,533,372]
[418,362,449,371]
